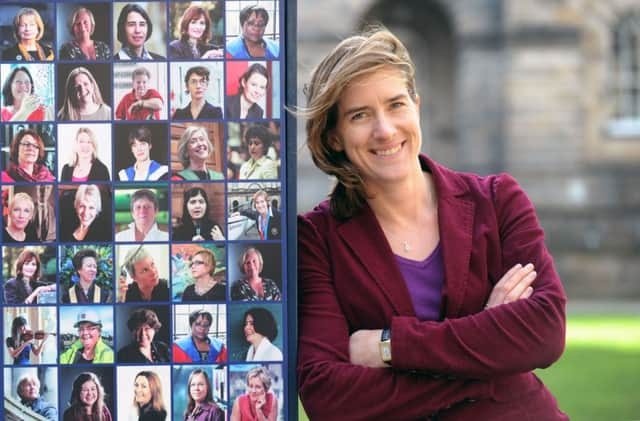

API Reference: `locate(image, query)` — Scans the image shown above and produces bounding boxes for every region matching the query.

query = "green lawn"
[298,315,640,420]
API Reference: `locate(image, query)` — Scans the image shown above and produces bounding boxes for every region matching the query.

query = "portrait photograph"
[116,365,172,421]
[58,244,114,305]
[228,363,283,421]
[170,182,226,242]
[113,122,169,182]
[170,122,225,181]
[113,184,170,242]
[4,305,58,365]
[4,366,58,421]
[2,245,57,305]
[170,61,224,121]
[114,62,168,120]
[113,2,167,60]
[225,2,280,60]
[59,367,115,421]
[226,181,282,241]
[173,303,228,364]
[228,242,282,302]
[227,302,283,363]
[56,2,112,61]
[115,243,171,304]
[59,305,114,365]
[168,1,224,60]
[225,60,280,120]
[171,243,226,302]
[227,121,280,180]
[0,4,55,61]
[172,365,227,421]
[56,63,112,121]
[1,122,55,183]
[58,183,113,244]
[2,184,57,244]
[115,304,171,364]
[57,123,113,182]
[1,63,55,122]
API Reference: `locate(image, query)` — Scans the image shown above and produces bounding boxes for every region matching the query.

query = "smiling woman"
[57,67,111,121]
[63,372,112,421]
[2,129,54,182]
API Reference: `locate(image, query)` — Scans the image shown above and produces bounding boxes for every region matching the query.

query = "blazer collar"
[336,154,475,318]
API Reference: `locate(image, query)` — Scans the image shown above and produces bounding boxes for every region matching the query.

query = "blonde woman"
[2,8,54,61]
[3,192,37,243]
[61,127,110,181]
[58,67,111,121]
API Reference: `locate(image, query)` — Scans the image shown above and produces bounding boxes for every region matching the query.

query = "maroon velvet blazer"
[298,155,568,420]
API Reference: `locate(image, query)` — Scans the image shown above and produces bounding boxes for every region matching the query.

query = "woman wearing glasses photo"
[173,66,222,120]
[2,128,54,182]
[181,248,226,302]
[226,5,278,60]
[1,66,53,122]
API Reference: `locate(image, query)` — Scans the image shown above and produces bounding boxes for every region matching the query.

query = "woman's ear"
[327,131,343,152]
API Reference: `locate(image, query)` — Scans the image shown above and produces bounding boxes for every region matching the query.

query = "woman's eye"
[390,101,405,109]
[351,112,367,121]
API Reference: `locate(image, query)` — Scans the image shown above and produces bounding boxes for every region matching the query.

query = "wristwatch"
[379,328,392,365]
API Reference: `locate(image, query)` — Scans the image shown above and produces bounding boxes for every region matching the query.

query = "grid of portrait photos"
[1,1,286,420]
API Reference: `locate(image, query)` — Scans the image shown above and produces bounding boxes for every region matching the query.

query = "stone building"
[296,0,640,300]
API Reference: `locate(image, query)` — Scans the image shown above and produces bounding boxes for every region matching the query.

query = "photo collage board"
[0,1,290,420]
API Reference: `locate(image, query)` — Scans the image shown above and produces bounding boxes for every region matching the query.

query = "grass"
[298,315,640,421]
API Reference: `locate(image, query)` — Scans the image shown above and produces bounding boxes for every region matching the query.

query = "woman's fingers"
[485,263,536,309]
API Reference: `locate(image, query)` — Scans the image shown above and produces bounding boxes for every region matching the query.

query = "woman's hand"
[349,329,387,368]
[117,276,129,303]
[191,234,205,241]
[211,225,225,241]
[484,263,536,309]
[12,94,42,120]
[202,48,223,59]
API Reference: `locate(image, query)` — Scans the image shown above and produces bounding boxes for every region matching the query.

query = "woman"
[60,185,110,242]
[4,249,55,304]
[6,316,49,364]
[58,67,111,121]
[1,129,54,182]
[173,309,227,363]
[61,249,112,304]
[63,372,113,421]
[226,5,279,60]
[60,310,114,364]
[230,367,277,421]
[184,369,225,421]
[2,8,54,61]
[172,126,224,180]
[226,64,268,120]
[61,126,111,181]
[117,308,170,363]
[115,67,164,121]
[118,126,168,181]
[59,7,112,60]
[297,29,568,420]
[132,371,167,421]
[237,190,281,240]
[231,247,280,301]
[1,67,52,122]
[3,192,38,243]
[115,4,164,60]
[238,125,278,180]
[242,307,282,362]
[117,246,170,302]
[181,248,225,302]
[169,6,222,59]
[173,187,225,242]
[172,66,223,120]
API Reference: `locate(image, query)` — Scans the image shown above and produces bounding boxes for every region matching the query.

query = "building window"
[609,13,640,137]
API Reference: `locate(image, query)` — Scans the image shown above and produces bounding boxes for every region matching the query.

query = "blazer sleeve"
[391,173,567,379]
[298,213,492,420]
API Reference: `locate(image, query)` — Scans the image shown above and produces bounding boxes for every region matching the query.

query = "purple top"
[395,243,444,321]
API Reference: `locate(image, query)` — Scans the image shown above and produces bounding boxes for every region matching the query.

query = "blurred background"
[296,0,640,419]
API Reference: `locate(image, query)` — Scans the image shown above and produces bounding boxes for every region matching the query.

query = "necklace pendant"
[402,241,411,253]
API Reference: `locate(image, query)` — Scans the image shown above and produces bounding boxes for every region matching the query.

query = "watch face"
[379,342,392,363]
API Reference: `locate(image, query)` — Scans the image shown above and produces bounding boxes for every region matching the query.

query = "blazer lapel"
[337,206,416,316]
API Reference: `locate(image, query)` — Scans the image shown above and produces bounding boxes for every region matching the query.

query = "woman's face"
[243,250,261,278]
[135,324,155,348]
[17,14,38,43]
[131,139,151,163]
[21,258,38,279]
[74,73,94,104]
[186,193,207,221]
[244,314,263,344]
[241,11,266,44]
[20,378,39,401]
[254,195,268,216]
[333,67,422,192]
[77,322,100,351]
[79,380,98,407]
[17,134,40,166]
[241,72,268,104]
[132,256,160,290]
[187,131,209,162]
[133,375,152,406]
[247,375,266,403]
[10,70,32,104]
[187,16,207,41]
[133,74,149,100]
[190,315,211,341]
[189,373,208,404]
[9,198,33,231]
[76,132,95,160]
[125,11,148,48]
[76,197,99,227]
[72,11,93,40]
[187,73,208,101]
[189,253,211,279]
[77,256,98,284]
[247,137,265,160]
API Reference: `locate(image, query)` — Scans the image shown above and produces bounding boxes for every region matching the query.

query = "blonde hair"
[70,126,98,166]
[177,126,213,168]
[301,28,417,219]
[57,67,105,121]
[14,8,45,42]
